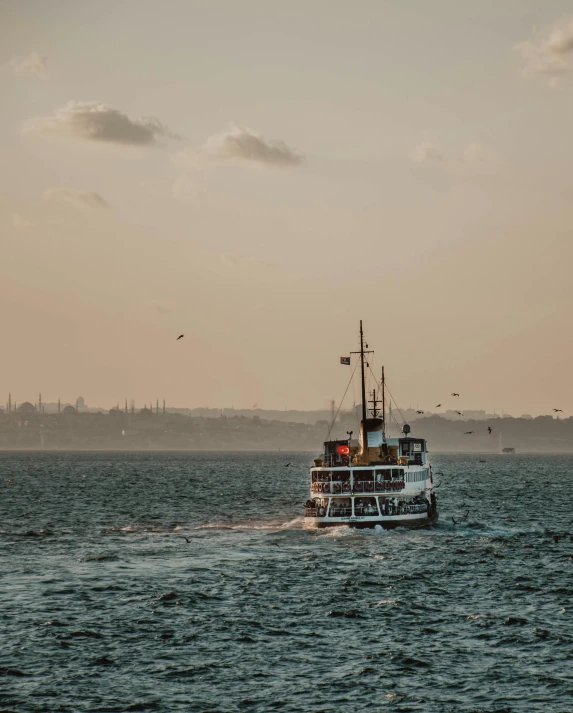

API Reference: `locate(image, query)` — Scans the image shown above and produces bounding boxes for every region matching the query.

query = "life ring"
[355,481,364,492]
[343,482,350,493]
[365,482,373,492]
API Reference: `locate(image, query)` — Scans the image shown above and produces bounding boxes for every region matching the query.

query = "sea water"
[1,451,572,712]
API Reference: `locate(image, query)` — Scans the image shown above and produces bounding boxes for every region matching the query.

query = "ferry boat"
[304,321,438,529]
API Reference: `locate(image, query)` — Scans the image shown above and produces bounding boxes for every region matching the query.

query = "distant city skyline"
[2,391,563,421]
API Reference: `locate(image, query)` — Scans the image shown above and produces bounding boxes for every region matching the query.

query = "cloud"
[202,126,303,166]
[42,188,111,210]
[12,213,35,229]
[459,143,496,165]
[409,142,498,175]
[515,17,573,83]
[409,142,444,164]
[23,101,179,145]
[10,53,47,77]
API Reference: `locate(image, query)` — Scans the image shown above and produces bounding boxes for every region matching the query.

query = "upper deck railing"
[310,467,429,494]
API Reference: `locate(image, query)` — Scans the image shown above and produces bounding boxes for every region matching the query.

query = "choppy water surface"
[1,452,573,713]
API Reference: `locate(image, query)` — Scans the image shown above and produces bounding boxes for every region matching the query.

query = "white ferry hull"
[303,511,438,530]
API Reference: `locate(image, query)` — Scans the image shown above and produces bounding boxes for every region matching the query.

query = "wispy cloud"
[515,17,573,84]
[202,126,303,167]
[10,53,47,77]
[409,142,498,175]
[409,142,444,164]
[12,213,35,229]
[42,188,111,210]
[23,101,180,145]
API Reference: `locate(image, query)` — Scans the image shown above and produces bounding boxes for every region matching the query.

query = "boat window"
[355,470,374,481]
[375,469,391,481]
[354,497,378,516]
[332,470,350,482]
[328,498,352,517]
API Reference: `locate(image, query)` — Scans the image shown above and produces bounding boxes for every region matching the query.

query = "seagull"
[451,393,459,397]
[465,431,474,435]
[553,409,563,412]
[284,463,291,467]
[452,510,470,525]
[455,411,463,416]
[176,334,184,340]
[416,410,424,414]
[179,536,191,543]
[488,426,492,434]
[435,404,441,408]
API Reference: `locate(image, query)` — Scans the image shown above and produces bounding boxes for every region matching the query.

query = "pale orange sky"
[1,1,573,415]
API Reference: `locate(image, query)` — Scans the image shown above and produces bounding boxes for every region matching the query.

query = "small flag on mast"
[340,356,350,365]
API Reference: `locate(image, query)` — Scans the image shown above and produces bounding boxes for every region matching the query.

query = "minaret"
[57,398,61,414]
[131,400,135,415]
[156,399,159,415]
[8,393,11,413]
[163,398,165,415]
[39,393,42,414]
[125,398,128,414]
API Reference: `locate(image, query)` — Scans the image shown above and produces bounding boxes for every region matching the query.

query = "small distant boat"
[303,321,438,529]
[499,433,515,454]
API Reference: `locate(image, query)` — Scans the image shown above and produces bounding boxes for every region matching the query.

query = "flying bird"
[488,426,492,434]
[179,536,191,543]
[435,404,441,408]
[553,409,563,412]
[176,334,184,340]
[416,410,424,414]
[284,463,291,467]
[452,510,470,525]
[451,393,459,397]
[465,431,474,435]
[455,411,463,416]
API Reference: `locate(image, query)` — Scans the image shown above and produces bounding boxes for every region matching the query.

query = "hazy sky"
[2,0,573,416]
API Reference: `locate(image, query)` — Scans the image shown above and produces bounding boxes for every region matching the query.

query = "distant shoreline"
[1,448,573,455]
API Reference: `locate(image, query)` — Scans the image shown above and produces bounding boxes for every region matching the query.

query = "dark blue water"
[1,452,573,713]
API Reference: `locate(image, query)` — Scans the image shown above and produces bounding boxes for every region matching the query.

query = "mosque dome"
[18,402,36,413]
[62,405,77,414]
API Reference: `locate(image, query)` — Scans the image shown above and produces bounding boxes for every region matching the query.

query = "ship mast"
[381,366,385,425]
[351,320,373,423]
[359,320,367,422]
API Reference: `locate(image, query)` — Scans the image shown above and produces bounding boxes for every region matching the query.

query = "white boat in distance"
[304,321,438,529]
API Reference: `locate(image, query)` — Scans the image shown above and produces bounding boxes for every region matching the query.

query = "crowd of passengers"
[311,469,412,494]
[312,469,405,483]
[304,496,429,518]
